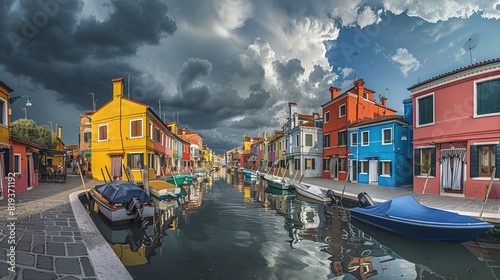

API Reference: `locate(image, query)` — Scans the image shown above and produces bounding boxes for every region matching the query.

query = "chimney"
[57,125,62,139]
[112,77,124,99]
[288,102,298,120]
[381,96,387,107]
[329,86,340,99]
[355,79,365,98]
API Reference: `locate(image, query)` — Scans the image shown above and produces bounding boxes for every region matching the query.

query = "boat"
[243,169,259,179]
[163,174,187,186]
[264,186,296,197]
[284,178,333,203]
[349,192,494,241]
[148,180,183,200]
[264,174,293,190]
[89,181,155,227]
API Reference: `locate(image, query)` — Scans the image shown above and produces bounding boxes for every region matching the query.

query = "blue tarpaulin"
[95,181,152,204]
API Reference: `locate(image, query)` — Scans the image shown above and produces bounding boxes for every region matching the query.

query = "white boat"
[284,178,332,203]
[264,174,293,190]
[148,180,183,200]
[89,181,155,227]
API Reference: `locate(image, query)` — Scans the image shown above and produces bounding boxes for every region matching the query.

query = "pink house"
[408,58,500,199]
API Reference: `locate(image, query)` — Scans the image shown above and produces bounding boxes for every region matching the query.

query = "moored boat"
[89,181,155,227]
[284,178,332,203]
[148,180,183,200]
[264,174,293,190]
[164,174,187,186]
[350,192,494,241]
[243,169,259,179]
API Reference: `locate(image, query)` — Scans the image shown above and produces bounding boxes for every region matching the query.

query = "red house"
[321,79,396,181]
[408,58,500,199]
[8,136,41,195]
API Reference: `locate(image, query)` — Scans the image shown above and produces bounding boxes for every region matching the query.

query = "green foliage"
[10,119,58,149]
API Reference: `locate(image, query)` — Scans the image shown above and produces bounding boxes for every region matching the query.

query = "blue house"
[347,100,413,187]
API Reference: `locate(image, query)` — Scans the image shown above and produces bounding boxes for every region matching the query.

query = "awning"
[440,149,466,161]
[84,150,92,156]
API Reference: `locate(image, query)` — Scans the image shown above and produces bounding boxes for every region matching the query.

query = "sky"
[1,0,499,154]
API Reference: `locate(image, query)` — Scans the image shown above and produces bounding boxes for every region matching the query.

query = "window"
[148,153,154,169]
[338,158,346,172]
[361,131,369,146]
[323,134,330,148]
[382,128,392,145]
[351,132,358,146]
[83,132,91,143]
[305,134,313,146]
[130,119,142,138]
[98,125,108,141]
[14,154,21,174]
[470,145,499,178]
[0,98,6,126]
[296,134,300,147]
[155,128,161,142]
[325,111,330,123]
[148,122,153,138]
[294,158,300,169]
[414,147,436,176]
[363,92,368,99]
[338,130,347,146]
[381,161,391,176]
[339,104,346,117]
[323,158,330,171]
[476,78,500,116]
[306,158,315,169]
[128,153,143,169]
[417,93,434,126]
[360,161,368,173]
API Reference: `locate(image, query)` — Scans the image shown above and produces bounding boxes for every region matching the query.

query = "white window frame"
[129,119,143,138]
[351,132,358,146]
[0,97,7,127]
[339,104,346,117]
[14,153,21,174]
[97,124,108,142]
[325,111,330,123]
[361,131,369,146]
[381,160,392,176]
[416,92,435,127]
[382,128,392,145]
[129,152,143,169]
[360,160,368,174]
[148,122,153,139]
[474,75,500,118]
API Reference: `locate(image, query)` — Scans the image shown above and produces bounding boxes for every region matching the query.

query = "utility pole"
[158,98,161,118]
[48,121,53,131]
[88,93,96,111]
[128,72,132,98]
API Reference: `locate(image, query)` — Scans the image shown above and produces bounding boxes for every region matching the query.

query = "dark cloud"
[272,58,305,83]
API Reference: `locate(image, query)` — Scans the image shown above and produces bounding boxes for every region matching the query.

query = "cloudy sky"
[1,0,499,154]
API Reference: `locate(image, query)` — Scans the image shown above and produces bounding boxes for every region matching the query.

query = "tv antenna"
[463,33,480,66]
[364,62,374,83]
[354,52,359,80]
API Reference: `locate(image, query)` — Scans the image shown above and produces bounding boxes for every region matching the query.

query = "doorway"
[351,160,357,182]
[110,155,123,181]
[369,160,378,183]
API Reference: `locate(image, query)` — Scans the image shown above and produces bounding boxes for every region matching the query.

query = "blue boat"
[243,169,259,179]
[349,193,493,242]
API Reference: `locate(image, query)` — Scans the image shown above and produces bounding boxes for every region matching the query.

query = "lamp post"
[22,107,27,119]
[9,95,32,106]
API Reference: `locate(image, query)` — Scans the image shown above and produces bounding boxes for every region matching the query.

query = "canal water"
[89,171,500,280]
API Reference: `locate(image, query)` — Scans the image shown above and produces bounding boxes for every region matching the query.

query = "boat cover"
[95,181,152,204]
[353,195,489,226]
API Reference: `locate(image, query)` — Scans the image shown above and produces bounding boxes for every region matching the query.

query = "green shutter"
[414,148,421,175]
[33,152,39,171]
[495,145,500,178]
[312,159,315,169]
[430,147,436,177]
[377,161,381,175]
[470,145,478,177]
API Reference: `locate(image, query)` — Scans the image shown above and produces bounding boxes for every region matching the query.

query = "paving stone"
[0,261,16,279]
[59,276,80,280]
[20,233,33,242]
[52,236,73,242]
[60,231,73,236]
[46,242,65,256]
[16,252,35,266]
[45,226,62,232]
[67,243,87,256]
[34,234,46,244]
[36,255,54,270]
[55,257,82,275]
[21,268,58,280]
[55,221,69,226]
[33,244,45,254]
[15,241,32,252]
[80,257,95,277]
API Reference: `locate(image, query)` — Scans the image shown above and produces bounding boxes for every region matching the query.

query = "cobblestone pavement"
[0,175,100,280]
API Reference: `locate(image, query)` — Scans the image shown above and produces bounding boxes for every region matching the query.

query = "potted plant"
[421,161,431,174]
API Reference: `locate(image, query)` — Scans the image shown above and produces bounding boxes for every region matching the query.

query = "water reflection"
[90,173,500,279]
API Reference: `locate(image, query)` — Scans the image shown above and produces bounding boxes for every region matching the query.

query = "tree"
[10,119,58,149]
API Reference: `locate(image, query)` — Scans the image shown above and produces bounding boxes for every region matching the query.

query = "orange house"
[321,79,396,181]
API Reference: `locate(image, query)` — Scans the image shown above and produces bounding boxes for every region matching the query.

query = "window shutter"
[469,145,478,178]
[414,148,421,175]
[127,154,131,167]
[430,147,436,177]
[495,144,500,178]
[140,153,144,169]
[377,161,381,175]
[33,152,39,171]
[3,148,10,175]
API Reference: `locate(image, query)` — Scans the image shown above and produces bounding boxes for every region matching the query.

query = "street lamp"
[401,126,413,141]
[9,95,32,106]
[22,107,27,119]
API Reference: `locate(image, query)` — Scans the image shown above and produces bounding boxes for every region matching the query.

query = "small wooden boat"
[89,181,155,227]
[284,178,332,203]
[264,174,293,190]
[350,192,494,241]
[148,180,183,200]
[243,169,259,179]
[163,174,187,186]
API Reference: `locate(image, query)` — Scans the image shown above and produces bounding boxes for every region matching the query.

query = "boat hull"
[350,195,493,241]
[285,178,331,203]
[90,188,154,226]
[164,174,187,186]
[148,180,182,200]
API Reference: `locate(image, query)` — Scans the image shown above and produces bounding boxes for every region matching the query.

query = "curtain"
[452,157,463,190]
[156,155,161,177]
[440,157,451,189]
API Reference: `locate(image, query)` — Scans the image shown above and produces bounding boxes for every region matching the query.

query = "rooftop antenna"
[377,72,382,95]
[354,51,359,80]
[364,62,374,83]
[463,33,480,66]
[127,72,132,98]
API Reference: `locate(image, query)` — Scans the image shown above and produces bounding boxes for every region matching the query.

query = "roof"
[10,135,42,149]
[0,80,13,92]
[349,115,406,128]
[408,58,500,91]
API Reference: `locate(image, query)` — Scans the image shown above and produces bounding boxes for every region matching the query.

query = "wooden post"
[419,171,431,203]
[480,167,496,218]
[142,165,150,195]
[77,162,90,202]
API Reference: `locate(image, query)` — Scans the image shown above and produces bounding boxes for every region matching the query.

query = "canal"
[89,171,500,279]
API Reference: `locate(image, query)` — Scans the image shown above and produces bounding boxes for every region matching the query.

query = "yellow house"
[0,80,12,149]
[91,78,163,182]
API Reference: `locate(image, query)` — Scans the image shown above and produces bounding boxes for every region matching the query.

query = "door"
[369,160,378,182]
[351,160,357,182]
[330,157,338,179]
[110,155,123,181]
[27,154,34,190]
[442,156,464,194]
